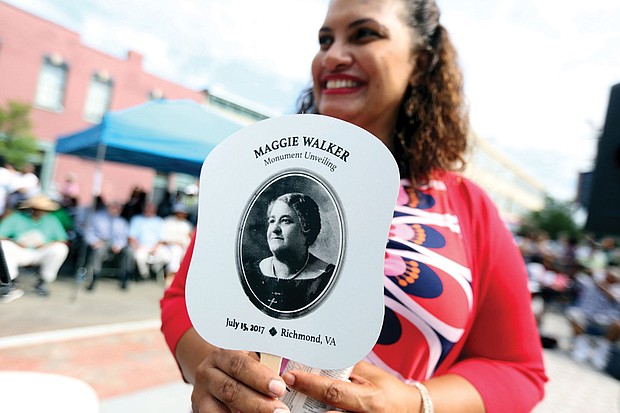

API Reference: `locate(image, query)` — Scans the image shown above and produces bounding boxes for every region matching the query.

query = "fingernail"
[274,408,290,413]
[269,379,286,396]
[282,372,295,386]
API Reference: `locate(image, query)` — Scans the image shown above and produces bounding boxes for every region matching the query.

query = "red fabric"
[160,172,547,412]
[160,235,194,362]
[440,173,547,412]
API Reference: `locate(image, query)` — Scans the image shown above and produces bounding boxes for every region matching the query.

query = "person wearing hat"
[182,184,199,226]
[0,194,69,297]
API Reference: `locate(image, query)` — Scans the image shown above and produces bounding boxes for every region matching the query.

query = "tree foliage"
[519,196,582,240]
[0,100,39,169]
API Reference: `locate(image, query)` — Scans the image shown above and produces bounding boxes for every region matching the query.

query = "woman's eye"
[318,34,333,50]
[353,27,381,42]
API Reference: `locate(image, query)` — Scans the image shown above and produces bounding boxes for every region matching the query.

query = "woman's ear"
[409,51,431,86]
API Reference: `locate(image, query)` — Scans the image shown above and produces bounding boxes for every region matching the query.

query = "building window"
[84,72,113,122]
[34,55,68,111]
[148,88,165,100]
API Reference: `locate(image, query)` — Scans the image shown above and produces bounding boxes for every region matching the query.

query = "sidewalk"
[533,312,620,412]
[1,275,619,412]
[0,274,190,411]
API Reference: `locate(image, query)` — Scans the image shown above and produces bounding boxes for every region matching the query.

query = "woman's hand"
[191,348,290,413]
[282,361,419,413]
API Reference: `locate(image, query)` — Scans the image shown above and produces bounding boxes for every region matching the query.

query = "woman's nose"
[323,41,352,71]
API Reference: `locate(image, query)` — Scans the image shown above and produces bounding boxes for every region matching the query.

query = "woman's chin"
[319,108,372,134]
[272,250,301,263]
[318,103,358,122]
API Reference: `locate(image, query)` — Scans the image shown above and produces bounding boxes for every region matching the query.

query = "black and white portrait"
[238,171,344,319]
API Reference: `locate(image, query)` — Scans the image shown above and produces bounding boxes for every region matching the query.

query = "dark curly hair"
[297,0,469,185]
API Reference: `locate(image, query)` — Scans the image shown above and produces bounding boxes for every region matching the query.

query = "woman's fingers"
[193,349,289,413]
[210,350,286,398]
[190,389,232,413]
[283,369,382,412]
[350,361,390,384]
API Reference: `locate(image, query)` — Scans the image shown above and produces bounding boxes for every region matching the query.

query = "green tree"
[519,196,582,240]
[0,100,39,169]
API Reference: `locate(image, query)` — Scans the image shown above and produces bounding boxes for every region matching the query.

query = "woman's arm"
[161,236,289,413]
[445,177,547,412]
[174,327,213,384]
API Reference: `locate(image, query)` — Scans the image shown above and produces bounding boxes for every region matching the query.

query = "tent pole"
[71,143,107,301]
[93,143,107,197]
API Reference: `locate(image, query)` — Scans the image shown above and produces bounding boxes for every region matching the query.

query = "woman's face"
[267,201,307,259]
[311,0,419,145]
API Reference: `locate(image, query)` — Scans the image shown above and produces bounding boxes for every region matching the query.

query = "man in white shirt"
[0,156,14,218]
[161,203,193,286]
[128,202,169,280]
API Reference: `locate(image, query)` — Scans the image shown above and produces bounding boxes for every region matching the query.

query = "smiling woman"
[161,0,547,412]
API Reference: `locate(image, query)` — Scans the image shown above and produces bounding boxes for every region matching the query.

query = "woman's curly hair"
[297,0,469,185]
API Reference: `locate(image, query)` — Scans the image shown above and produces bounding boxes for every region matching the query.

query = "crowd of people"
[517,230,620,372]
[0,167,197,302]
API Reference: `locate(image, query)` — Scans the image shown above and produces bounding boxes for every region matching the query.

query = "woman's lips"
[325,79,361,89]
[321,75,364,94]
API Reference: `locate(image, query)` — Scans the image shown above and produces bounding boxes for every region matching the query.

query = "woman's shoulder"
[441,171,486,195]
[440,171,499,213]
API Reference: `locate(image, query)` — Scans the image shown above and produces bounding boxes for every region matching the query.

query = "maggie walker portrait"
[242,192,336,318]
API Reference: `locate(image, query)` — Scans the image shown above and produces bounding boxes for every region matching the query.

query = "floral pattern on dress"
[368,179,473,381]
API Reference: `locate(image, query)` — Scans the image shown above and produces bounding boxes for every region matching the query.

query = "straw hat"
[19,194,60,212]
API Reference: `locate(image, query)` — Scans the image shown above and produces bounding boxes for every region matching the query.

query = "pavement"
[0,273,619,412]
[0,273,192,412]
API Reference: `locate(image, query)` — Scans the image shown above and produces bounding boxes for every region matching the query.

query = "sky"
[3,0,620,201]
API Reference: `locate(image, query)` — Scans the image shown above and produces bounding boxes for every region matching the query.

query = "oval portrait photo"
[237,170,345,319]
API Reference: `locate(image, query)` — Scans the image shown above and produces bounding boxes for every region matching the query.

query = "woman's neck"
[272,252,310,280]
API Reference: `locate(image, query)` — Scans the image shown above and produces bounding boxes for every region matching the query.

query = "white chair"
[0,371,99,412]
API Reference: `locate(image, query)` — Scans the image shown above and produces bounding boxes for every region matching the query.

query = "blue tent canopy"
[55,99,246,176]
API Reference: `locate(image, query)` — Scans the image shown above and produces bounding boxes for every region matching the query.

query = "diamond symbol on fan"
[269,327,278,336]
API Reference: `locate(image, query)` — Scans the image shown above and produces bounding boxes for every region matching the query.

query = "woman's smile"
[321,74,365,94]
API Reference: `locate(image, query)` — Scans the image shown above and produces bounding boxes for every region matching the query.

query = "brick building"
[0,1,206,205]
[0,1,546,223]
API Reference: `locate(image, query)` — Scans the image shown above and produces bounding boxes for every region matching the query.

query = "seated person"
[128,202,169,279]
[566,266,620,369]
[0,194,69,296]
[160,203,193,285]
[83,200,131,290]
